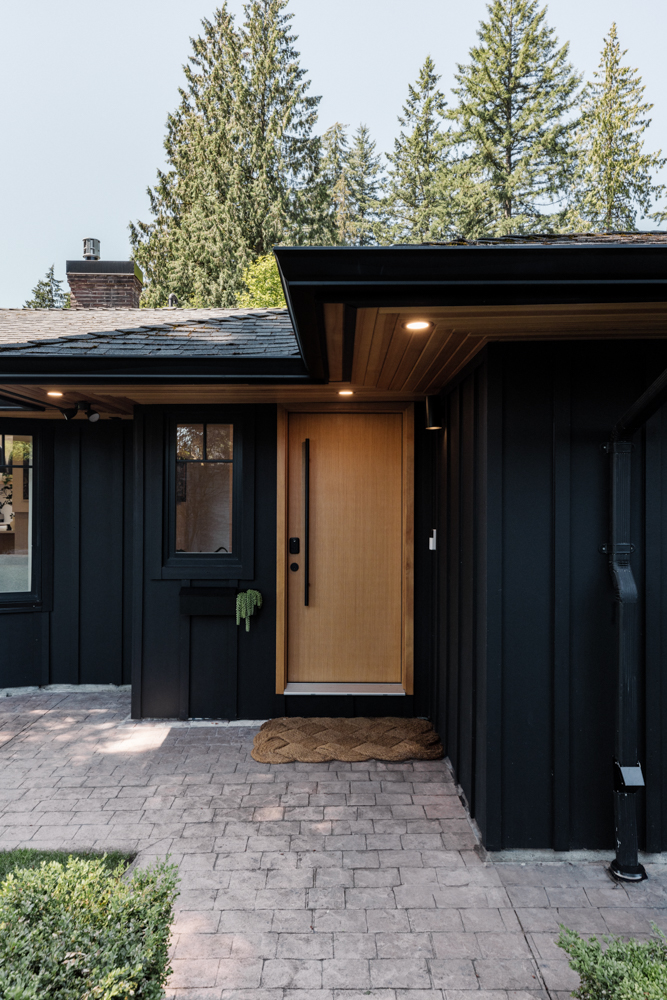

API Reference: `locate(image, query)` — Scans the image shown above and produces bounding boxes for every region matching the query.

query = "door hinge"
[429,529,437,551]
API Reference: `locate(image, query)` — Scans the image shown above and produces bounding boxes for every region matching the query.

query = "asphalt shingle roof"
[0,308,299,358]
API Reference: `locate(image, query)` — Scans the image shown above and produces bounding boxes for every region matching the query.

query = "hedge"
[0,855,178,1000]
[558,925,667,1000]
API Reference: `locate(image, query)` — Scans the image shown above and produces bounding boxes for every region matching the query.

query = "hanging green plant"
[236,589,263,631]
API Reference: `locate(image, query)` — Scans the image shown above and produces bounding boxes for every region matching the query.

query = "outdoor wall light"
[425,395,443,430]
[405,320,431,331]
[47,391,63,397]
[60,401,101,422]
[338,390,354,396]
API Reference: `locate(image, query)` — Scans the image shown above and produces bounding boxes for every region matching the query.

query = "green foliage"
[23,265,69,309]
[386,56,450,242]
[321,122,353,244]
[567,23,666,231]
[237,254,286,307]
[320,122,386,245]
[558,925,667,1000]
[0,855,178,1000]
[0,849,133,883]
[236,589,263,630]
[347,125,386,245]
[130,1,324,307]
[447,0,581,235]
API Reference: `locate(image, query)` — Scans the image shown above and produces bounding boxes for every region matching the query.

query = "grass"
[0,847,135,882]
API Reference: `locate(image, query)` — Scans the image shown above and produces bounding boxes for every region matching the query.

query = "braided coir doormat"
[251,717,443,763]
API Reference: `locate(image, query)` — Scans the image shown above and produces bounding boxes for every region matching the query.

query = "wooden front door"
[282,409,412,690]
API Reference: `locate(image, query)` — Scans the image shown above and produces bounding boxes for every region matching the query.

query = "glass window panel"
[206,424,233,460]
[0,433,33,594]
[176,462,233,553]
[176,424,204,461]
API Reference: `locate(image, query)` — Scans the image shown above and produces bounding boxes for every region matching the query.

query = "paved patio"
[1,690,666,1000]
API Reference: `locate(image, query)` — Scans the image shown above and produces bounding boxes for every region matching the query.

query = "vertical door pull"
[304,438,310,605]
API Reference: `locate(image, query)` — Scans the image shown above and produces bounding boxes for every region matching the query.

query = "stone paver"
[1,690,667,1000]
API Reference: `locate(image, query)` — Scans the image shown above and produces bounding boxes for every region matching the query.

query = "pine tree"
[567,24,666,230]
[448,0,581,235]
[347,125,386,245]
[321,123,353,244]
[386,57,450,242]
[129,1,324,307]
[24,265,69,309]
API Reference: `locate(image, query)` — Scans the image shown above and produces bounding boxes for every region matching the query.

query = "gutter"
[604,366,667,882]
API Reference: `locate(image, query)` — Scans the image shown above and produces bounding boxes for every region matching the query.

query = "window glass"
[176,424,233,553]
[0,434,33,593]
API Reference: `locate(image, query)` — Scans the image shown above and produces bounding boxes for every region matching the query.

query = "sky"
[0,0,665,307]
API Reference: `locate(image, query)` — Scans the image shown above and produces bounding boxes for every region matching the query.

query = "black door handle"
[304,438,310,606]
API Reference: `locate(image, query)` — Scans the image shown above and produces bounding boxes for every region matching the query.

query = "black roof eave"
[0,355,312,386]
[273,245,667,381]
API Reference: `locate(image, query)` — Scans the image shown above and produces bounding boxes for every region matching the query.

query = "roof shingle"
[0,308,299,358]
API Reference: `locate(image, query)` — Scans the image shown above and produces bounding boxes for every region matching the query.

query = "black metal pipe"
[612,366,667,440]
[604,363,667,881]
[304,438,310,607]
[606,441,645,881]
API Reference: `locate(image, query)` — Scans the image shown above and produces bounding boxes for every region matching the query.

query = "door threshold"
[284,682,406,696]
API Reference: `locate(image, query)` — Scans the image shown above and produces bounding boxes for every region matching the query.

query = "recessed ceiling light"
[405,320,430,331]
[47,391,63,397]
[338,390,354,396]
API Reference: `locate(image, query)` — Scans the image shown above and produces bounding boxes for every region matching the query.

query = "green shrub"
[558,925,667,1000]
[0,856,178,1000]
[0,849,133,883]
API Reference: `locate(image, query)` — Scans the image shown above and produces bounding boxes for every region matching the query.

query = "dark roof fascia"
[0,356,311,386]
[274,245,667,379]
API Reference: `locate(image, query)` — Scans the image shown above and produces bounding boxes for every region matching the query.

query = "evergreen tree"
[567,24,666,230]
[448,0,581,235]
[321,123,353,244]
[129,1,324,307]
[24,265,69,309]
[386,57,449,242]
[348,125,386,245]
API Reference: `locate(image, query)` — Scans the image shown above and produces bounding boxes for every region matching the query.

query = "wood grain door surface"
[287,412,403,684]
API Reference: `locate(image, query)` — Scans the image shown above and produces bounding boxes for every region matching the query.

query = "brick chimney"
[66,239,143,309]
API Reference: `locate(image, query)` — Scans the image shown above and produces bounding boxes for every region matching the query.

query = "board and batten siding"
[0,419,133,688]
[437,340,667,852]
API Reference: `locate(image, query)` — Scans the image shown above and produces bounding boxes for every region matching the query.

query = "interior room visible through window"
[0,434,33,593]
[175,423,233,553]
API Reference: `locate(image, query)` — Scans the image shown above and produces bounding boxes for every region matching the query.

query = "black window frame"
[0,419,53,613]
[160,407,255,580]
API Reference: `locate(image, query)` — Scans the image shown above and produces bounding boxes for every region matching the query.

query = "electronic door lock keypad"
[289,537,300,554]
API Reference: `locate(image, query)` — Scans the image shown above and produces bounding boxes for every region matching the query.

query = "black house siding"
[135,405,279,721]
[0,419,133,688]
[438,340,667,851]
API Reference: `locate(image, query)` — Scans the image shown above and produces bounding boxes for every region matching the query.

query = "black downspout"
[605,365,667,882]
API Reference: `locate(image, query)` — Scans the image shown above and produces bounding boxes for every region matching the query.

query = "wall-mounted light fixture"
[405,320,431,332]
[338,390,354,396]
[47,391,63,398]
[60,401,101,422]
[425,395,443,430]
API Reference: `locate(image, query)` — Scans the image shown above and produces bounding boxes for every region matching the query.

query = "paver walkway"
[1,690,666,1000]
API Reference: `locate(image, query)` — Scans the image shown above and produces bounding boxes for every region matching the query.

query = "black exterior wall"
[0,418,133,687]
[437,339,667,851]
